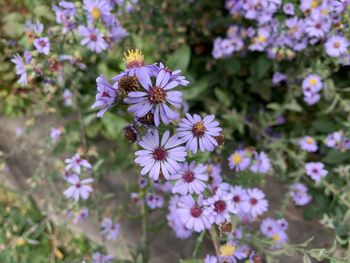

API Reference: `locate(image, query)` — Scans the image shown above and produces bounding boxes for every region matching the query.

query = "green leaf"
[184,78,208,100]
[167,45,191,72]
[214,88,231,107]
[303,254,312,263]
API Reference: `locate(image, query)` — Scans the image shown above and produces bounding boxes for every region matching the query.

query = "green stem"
[192,230,205,259]
[140,199,149,262]
[209,227,220,256]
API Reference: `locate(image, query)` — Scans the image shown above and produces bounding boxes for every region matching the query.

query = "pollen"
[272,233,280,241]
[311,1,319,9]
[123,49,144,69]
[192,122,206,137]
[308,78,317,86]
[306,137,314,144]
[219,243,236,257]
[92,7,101,19]
[333,41,340,48]
[257,35,267,43]
[232,153,242,164]
[149,86,166,104]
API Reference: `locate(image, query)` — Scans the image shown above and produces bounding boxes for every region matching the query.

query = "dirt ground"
[0,115,336,262]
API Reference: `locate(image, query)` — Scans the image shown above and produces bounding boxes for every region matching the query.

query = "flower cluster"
[301,74,323,105]
[100,218,121,241]
[260,217,289,248]
[214,1,350,61]
[325,130,350,151]
[63,154,94,201]
[53,0,128,53]
[290,182,312,206]
[228,148,271,174]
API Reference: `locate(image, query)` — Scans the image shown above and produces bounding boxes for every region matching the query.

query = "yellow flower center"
[309,78,317,86]
[306,137,314,144]
[258,35,267,43]
[232,154,242,165]
[272,233,280,242]
[123,49,145,69]
[220,244,236,257]
[311,0,319,9]
[321,8,328,15]
[92,7,101,19]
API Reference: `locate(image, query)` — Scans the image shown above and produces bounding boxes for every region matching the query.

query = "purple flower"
[25,20,44,34]
[260,217,278,237]
[92,252,113,263]
[302,74,323,95]
[219,242,247,263]
[11,54,28,85]
[299,136,318,152]
[91,75,117,117]
[305,16,331,39]
[241,188,268,218]
[63,174,93,201]
[50,127,62,141]
[290,183,312,206]
[176,114,222,154]
[72,208,89,224]
[101,218,120,240]
[230,185,248,212]
[250,151,271,174]
[135,130,187,180]
[204,189,236,225]
[305,162,328,182]
[325,131,343,148]
[63,89,73,106]
[176,195,211,232]
[33,37,50,55]
[78,26,107,53]
[325,35,349,57]
[277,218,288,231]
[83,0,112,22]
[283,3,295,15]
[167,195,192,239]
[272,72,288,84]
[65,154,92,174]
[124,67,183,126]
[53,1,76,33]
[146,192,164,209]
[204,255,218,263]
[212,37,236,59]
[158,62,189,86]
[172,161,208,195]
[304,92,321,105]
[228,150,251,172]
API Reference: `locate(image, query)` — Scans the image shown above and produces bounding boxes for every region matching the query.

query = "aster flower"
[52,1,76,33]
[204,255,218,263]
[325,35,349,57]
[304,92,321,105]
[124,67,183,126]
[101,218,120,240]
[305,15,331,39]
[260,218,278,237]
[63,175,93,201]
[276,218,288,231]
[219,242,247,263]
[33,37,50,55]
[50,127,62,141]
[63,89,73,106]
[72,208,89,224]
[230,185,248,212]
[305,162,328,182]
[112,49,158,85]
[135,130,187,180]
[167,196,192,239]
[83,0,112,22]
[11,54,28,85]
[270,229,288,249]
[176,195,211,232]
[290,183,312,206]
[172,161,208,195]
[325,131,343,148]
[299,136,318,152]
[250,151,271,174]
[228,150,251,172]
[92,252,113,263]
[204,189,236,225]
[25,20,44,34]
[65,154,92,174]
[302,74,323,95]
[242,188,268,218]
[91,75,117,117]
[176,113,222,154]
[158,62,190,86]
[212,37,236,59]
[78,26,107,53]
[272,72,288,84]
[146,192,164,209]
[283,3,295,15]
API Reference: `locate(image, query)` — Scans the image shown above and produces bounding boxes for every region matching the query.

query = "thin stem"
[192,230,205,259]
[72,86,87,150]
[140,199,149,262]
[209,227,220,256]
[322,180,350,209]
